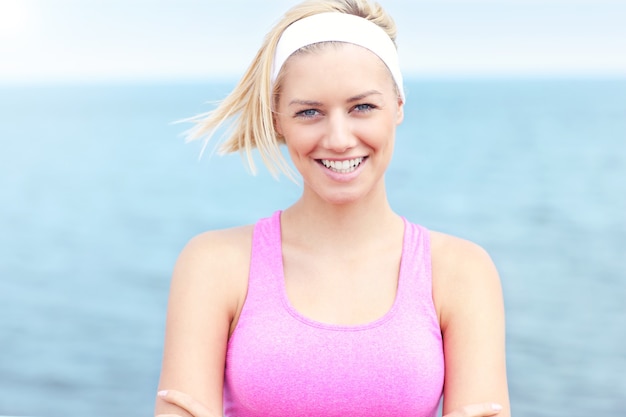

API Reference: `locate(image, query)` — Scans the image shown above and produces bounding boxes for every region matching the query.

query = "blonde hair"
[185,0,398,180]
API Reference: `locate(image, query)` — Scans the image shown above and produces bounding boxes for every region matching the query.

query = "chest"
[224,291,444,417]
[282,243,402,325]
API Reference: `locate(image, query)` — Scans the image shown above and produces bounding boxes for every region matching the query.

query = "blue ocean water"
[0,78,624,416]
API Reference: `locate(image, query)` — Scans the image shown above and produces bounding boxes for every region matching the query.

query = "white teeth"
[320,157,364,173]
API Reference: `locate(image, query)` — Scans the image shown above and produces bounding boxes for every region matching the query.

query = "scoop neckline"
[275,211,408,331]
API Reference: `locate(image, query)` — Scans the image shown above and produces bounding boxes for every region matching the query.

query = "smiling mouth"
[318,157,366,174]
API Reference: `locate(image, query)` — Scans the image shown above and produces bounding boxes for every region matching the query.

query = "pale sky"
[1,0,625,84]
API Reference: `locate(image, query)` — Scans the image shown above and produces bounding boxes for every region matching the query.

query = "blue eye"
[354,103,375,112]
[296,109,320,118]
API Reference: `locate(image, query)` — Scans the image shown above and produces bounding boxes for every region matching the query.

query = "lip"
[317,157,366,161]
[315,156,367,182]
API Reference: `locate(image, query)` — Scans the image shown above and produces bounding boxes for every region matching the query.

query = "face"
[274,42,404,206]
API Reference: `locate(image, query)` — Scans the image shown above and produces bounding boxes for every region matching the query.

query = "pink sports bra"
[223,211,444,416]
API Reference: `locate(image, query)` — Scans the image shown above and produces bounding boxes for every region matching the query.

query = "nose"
[322,112,357,152]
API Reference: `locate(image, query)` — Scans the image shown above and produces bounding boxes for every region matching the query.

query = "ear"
[395,97,404,125]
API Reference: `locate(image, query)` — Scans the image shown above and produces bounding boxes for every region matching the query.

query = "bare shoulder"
[179,225,253,268]
[429,230,503,328]
[171,225,254,321]
[429,230,496,275]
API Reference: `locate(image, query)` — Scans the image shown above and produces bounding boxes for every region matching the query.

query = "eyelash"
[354,103,376,113]
[295,109,320,119]
[294,103,377,119]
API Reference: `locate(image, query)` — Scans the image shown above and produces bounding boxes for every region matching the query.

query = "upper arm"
[431,233,511,416]
[154,227,252,417]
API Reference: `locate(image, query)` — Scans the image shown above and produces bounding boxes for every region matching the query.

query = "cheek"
[357,119,396,149]
[283,125,318,157]
[280,117,321,148]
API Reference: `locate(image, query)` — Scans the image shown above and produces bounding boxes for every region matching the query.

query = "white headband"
[271,12,405,102]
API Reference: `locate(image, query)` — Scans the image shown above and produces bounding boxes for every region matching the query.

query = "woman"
[155,1,510,416]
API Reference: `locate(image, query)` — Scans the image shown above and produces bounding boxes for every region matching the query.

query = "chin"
[326,195,359,206]
[319,188,368,206]
[306,176,383,207]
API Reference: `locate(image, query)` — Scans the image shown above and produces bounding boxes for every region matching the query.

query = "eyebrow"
[347,90,383,103]
[288,99,323,107]
[287,90,383,107]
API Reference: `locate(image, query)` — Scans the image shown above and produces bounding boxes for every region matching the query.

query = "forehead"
[277,42,395,99]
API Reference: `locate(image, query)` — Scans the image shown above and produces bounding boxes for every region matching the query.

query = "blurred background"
[0,0,625,416]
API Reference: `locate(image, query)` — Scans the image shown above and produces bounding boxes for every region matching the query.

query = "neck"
[281,182,403,249]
